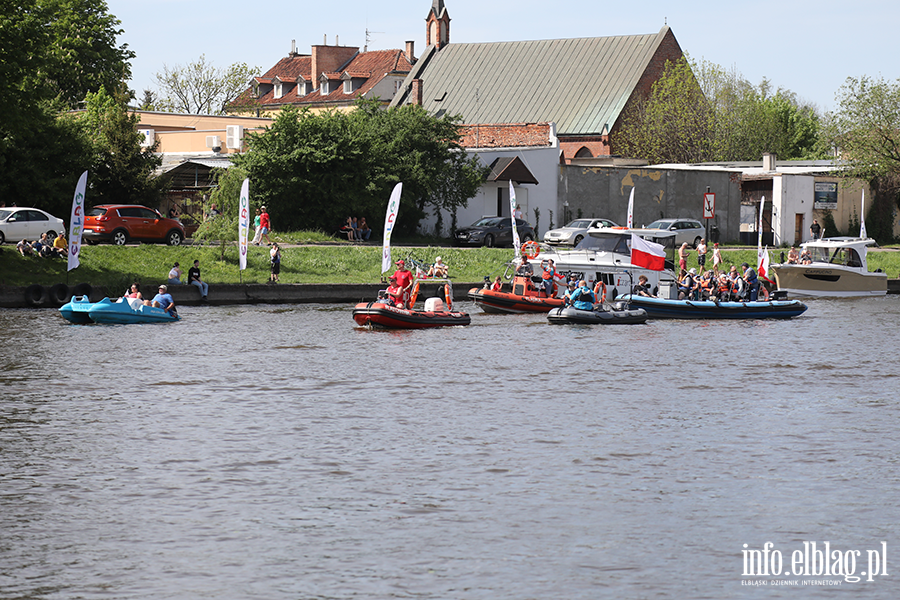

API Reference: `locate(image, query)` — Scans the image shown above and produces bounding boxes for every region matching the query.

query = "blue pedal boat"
[60,296,179,324]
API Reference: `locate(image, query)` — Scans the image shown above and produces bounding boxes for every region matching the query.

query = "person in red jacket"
[255,206,272,245]
[392,260,414,307]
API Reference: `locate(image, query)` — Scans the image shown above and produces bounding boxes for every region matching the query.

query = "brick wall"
[458,123,553,148]
[610,28,685,152]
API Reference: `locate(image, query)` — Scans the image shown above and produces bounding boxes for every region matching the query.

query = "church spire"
[425,0,450,49]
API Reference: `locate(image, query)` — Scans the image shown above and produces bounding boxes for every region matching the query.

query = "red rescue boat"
[352,278,471,329]
[468,275,565,314]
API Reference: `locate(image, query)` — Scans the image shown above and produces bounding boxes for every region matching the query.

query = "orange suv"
[83,205,185,246]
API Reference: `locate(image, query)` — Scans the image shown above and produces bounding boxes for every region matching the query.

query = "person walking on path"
[256,206,272,245]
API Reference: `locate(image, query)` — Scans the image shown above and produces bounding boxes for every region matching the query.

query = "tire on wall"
[72,283,92,300]
[25,284,46,307]
[49,283,71,306]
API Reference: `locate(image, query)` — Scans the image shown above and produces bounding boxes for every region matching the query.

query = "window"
[321,80,330,95]
[274,82,283,99]
[343,80,352,94]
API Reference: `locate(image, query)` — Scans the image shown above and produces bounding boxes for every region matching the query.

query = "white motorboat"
[770,237,887,297]
[536,227,680,299]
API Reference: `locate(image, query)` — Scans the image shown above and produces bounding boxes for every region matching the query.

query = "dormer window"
[321,79,331,95]
[343,79,352,94]
[274,81,283,99]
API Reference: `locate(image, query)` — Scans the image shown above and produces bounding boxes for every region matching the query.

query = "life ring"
[522,240,540,259]
[593,281,607,303]
[408,282,420,308]
[72,283,92,299]
[24,284,45,307]
[49,283,70,306]
[759,285,770,301]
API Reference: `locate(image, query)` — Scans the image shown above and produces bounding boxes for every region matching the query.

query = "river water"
[1,297,898,599]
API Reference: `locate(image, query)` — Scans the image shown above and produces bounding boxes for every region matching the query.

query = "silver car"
[543,218,618,246]
[644,218,706,248]
[0,207,66,245]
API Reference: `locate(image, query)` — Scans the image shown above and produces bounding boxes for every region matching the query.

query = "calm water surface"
[1,297,899,599]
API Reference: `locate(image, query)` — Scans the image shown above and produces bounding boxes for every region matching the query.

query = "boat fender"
[49,283,70,306]
[24,284,45,307]
[609,287,618,302]
[759,285,770,301]
[409,282,420,308]
[593,281,607,303]
[72,283,92,299]
[444,284,452,310]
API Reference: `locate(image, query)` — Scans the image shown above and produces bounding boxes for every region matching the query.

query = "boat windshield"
[575,232,630,254]
[807,245,863,267]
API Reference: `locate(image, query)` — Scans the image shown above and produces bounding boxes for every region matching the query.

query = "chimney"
[762,152,777,171]
[411,79,423,106]
[289,39,297,57]
[405,41,416,63]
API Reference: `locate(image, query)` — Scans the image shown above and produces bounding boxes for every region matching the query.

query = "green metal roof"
[391,27,673,136]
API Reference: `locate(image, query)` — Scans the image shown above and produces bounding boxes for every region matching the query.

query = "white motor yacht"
[770,237,887,297]
[537,227,680,299]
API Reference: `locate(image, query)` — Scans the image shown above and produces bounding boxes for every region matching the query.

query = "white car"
[0,207,66,245]
[543,218,618,246]
[644,218,706,248]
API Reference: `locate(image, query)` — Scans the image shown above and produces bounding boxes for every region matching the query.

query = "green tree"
[613,56,714,163]
[823,76,900,243]
[824,76,900,180]
[614,56,824,163]
[73,88,165,207]
[0,0,134,218]
[231,99,486,236]
[154,55,260,115]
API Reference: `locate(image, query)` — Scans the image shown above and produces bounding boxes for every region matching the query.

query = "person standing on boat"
[810,219,822,241]
[741,262,759,301]
[149,285,176,316]
[393,259,413,307]
[540,259,563,297]
[678,243,690,274]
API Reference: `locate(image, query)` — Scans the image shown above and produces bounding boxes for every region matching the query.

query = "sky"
[106,0,898,113]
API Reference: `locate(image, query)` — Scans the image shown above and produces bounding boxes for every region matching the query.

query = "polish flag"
[758,246,773,284]
[630,234,666,271]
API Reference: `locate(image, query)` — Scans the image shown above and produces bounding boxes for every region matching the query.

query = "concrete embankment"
[1,280,481,309]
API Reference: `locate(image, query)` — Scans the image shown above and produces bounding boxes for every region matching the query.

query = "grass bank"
[3,240,898,290]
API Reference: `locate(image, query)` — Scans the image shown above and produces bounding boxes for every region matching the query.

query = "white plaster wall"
[420,145,560,236]
[777,175,816,245]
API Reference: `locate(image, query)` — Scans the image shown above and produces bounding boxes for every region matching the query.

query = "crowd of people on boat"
[676,263,764,301]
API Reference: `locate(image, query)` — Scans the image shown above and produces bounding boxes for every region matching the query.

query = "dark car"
[83,205,185,246]
[454,217,536,247]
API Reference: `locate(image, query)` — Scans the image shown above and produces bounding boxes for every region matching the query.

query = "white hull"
[771,265,887,298]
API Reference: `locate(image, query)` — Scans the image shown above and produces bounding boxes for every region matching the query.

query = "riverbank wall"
[0,280,482,309]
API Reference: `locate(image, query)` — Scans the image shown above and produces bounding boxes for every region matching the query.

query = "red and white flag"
[630,234,665,271]
[758,246,773,284]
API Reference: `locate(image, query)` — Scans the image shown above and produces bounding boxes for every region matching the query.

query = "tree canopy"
[613,56,825,163]
[214,99,487,237]
[153,55,260,115]
[0,0,142,219]
[824,75,900,180]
